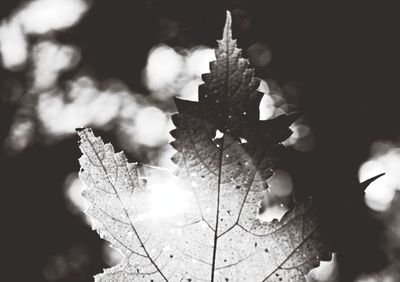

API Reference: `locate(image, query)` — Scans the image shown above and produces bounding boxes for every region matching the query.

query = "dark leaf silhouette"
[360,173,385,192]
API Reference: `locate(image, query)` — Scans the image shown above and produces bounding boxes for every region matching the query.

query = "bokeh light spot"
[133,106,169,147]
[247,43,272,67]
[144,45,184,91]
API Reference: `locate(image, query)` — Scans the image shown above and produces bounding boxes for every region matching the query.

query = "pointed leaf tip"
[360,173,385,192]
[223,10,232,40]
[226,10,232,24]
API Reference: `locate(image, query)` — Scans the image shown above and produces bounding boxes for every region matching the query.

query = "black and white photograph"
[1,1,400,281]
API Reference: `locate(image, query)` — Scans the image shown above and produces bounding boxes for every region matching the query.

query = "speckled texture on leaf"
[169,11,330,282]
[78,128,328,282]
[77,11,330,282]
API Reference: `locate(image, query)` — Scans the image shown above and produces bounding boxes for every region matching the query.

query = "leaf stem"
[211,12,232,281]
[210,135,225,282]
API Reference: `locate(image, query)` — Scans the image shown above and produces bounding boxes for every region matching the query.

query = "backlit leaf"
[77,11,330,282]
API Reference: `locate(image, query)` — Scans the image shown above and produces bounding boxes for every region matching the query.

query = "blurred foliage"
[1,0,400,281]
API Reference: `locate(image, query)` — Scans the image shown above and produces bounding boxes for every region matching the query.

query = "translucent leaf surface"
[78,128,328,281]
[168,11,329,281]
[77,11,330,282]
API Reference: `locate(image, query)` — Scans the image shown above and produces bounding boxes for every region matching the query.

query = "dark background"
[1,0,400,281]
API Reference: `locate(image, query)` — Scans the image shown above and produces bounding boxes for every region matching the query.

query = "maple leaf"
[77,11,330,282]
